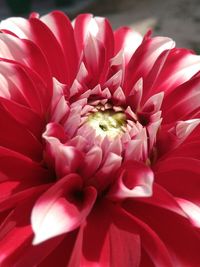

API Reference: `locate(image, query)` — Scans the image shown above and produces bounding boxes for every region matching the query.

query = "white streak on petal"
[176,198,200,228]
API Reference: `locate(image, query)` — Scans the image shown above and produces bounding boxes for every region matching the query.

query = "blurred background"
[0,0,199,52]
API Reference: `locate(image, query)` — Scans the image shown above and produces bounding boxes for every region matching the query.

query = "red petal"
[162,75,200,123]
[146,48,200,97]
[0,33,52,87]
[69,200,141,267]
[0,97,44,139]
[41,11,78,85]
[31,174,97,244]
[111,204,173,267]
[0,106,43,161]
[125,200,200,267]
[73,14,93,56]
[0,192,43,266]
[154,157,200,206]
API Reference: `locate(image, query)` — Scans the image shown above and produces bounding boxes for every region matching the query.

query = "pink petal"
[0,61,42,113]
[108,161,154,200]
[176,197,200,228]
[83,34,105,85]
[93,152,122,191]
[69,200,141,267]
[43,129,83,178]
[1,16,69,83]
[141,92,164,114]
[37,232,77,267]
[31,174,97,244]
[124,35,174,93]
[114,26,142,63]
[81,146,103,178]
[50,78,69,123]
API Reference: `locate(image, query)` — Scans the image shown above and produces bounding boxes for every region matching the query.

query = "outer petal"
[0,189,45,267]
[125,200,200,267]
[145,48,200,98]
[31,174,97,244]
[0,105,43,161]
[1,16,68,83]
[0,33,52,87]
[111,203,174,267]
[114,26,142,63]
[73,14,114,60]
[162,75,200,123]
[124,35,175,94]
[41,11,78,85]
[157,119,200,156]
[68,200,141,267]
[154,157,200,207]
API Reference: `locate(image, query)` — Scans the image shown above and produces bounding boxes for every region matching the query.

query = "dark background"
[0,0,200,52]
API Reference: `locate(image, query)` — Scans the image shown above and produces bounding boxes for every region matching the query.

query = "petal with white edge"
[31,174,97,245]
[108,161,154,200]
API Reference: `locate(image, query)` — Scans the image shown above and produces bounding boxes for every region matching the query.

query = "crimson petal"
[31,174,97,244]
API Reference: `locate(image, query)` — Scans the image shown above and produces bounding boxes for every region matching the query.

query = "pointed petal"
[0,33,52,87]
[43,129,83,178]
[41,11,78,85]
[31,174,97,244]
[114,26,142,63]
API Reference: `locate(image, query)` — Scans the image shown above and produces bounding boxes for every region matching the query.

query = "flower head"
[0,11,200,267]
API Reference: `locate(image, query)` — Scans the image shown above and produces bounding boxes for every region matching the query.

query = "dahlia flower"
[0,10,200,267]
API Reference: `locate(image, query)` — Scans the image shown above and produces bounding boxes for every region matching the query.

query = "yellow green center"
[87,110,126,139]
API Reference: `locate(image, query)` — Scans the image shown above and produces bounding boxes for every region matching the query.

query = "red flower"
[0,11,200,266]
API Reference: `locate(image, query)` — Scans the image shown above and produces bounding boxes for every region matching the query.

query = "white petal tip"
[32,236,43,246]
[32,234,46,246]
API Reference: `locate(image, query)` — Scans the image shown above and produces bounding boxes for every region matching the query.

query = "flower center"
[87,110,127,139]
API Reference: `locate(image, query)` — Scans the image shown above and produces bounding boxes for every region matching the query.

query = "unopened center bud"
[87,110,126,139]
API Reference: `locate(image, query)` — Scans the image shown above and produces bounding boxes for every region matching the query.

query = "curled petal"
[31,174,97,245]
[158,119,200,155]
[108,161,154,200]
[81,146,103,178]
[93,152,122,191]
[141,92,164,114]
